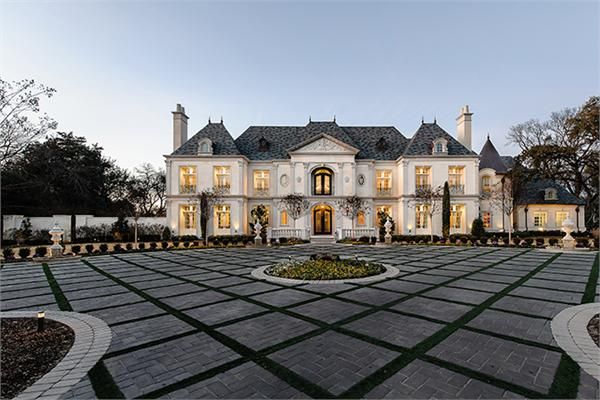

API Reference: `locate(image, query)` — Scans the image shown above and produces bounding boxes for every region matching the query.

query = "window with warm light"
[481,176,491,193]
[214,166,231,190]
[415,167,431,190]
[556,211,568,227]
[179,166,197,194]
[534,212,547,228]
[181,205,197,229]
[450,204,463,229]
[253,170,270,193]
[357,211,366,226]
[376,170,392,195]
[280,210,288,226]
[482,212,492,228]
[448,166,464,193]
[216,205,231,229]
[377,206,392,218]
[313,168,333,195]
[415,204,428,229]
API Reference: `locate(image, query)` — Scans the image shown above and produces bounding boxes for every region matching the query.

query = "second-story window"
[415,166,431,190]
[179,166,197,194]
[313,168,332,195]
[448,166,464,194]
[481,176,491,193]
[253,170,269,195]
[376,170,392,195]
[214,166,231,192]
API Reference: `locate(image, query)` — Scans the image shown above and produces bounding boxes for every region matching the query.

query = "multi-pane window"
[482,212,492,228]
[481,176,491,193]
[280,210,288,226]
[377,206,392,219]
[533,212,547,228]
[450,204,463,229]
[253,170,269,194]
[214,166,231,191]
[216,205,231,229]
[415,167,431,190]
[313,168,332,195]
[376,170,392,195]
[448,166,464,194]
[555,212,568,228]
[435,143,443,153]
[415,204,428,229]
[357,211,366,226]
[179,166,197,193]
[181,205,197,229]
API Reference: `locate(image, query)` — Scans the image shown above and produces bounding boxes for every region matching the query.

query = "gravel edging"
[0,311,111,400]
[551,303,600,381]
[251,264,400,285]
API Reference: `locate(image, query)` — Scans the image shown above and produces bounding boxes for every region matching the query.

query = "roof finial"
[433,115,437,124]
[208,116,211,124]
[487,132,490,140]
[309,115,311,123]
[220,116,223,124]
[421,116,424,123]
[333,115,336,123]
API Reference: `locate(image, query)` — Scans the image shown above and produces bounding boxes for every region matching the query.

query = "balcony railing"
[254,187,270,197]
[415,184,432,191]
[179,184,197,194]
[376,187,392,196]
[269,228,309,240]
[216,184,231,194]
[339,228,378,240]
[449,184,465,195]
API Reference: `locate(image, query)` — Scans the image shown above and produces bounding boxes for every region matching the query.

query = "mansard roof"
[403,122,476,156]
[171,122,241,156]
[517,178,585,205]
[479,136,508,172]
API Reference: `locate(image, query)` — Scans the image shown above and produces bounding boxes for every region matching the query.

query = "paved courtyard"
[1,245,598,399]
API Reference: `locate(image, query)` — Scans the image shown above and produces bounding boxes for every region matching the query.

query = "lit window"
[415,204,428,229]
[450,204,464,229]
[253,170,270,192]
[377,206,392,218]
[214,166,231,190]
[181,205,197,229]
[415,167,431,190]
[533,212,547,228]
[481,176,491,193]
[179,166,197,194]
[448,166,464,193]
[482,212,492,228]
[376,170,392,194]
[216,205,231,229]
[357,211,366,226]
[280,210,288,226]
[313,168,332,195]
[556,212,568,227]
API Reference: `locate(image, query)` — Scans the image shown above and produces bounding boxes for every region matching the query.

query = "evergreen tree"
[442,181,450,238]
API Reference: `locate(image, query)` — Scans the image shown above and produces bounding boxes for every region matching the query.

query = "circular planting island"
[252,253,400,284]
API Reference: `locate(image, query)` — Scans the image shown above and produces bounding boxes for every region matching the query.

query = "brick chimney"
[172,104,188,151]
[456,105,473,150]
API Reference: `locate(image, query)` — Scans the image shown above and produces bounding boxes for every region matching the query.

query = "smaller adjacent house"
[478,136,585,232]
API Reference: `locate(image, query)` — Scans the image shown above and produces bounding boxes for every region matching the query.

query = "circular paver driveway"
[1,244,598,399]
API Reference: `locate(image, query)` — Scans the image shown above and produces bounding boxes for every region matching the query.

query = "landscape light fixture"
[37,311,45,332]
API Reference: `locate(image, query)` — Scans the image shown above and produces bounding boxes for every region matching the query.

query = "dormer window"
[376,137,388,152]
[432,138,448,154]
[197,138,213,155]
[545,188,557,200]
[258,137,270,152]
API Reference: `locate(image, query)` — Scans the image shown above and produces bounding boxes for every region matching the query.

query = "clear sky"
[1,0,597,170]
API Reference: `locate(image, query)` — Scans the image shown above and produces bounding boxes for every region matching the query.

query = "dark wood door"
[314,207,332,235]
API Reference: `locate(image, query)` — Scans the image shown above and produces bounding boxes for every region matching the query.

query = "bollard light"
[37,311,45,332]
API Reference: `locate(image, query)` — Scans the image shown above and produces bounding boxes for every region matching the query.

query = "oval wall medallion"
[357,174,365,186]
[344,176,350,183]
[296,176,302,183]
[280,174,289,187]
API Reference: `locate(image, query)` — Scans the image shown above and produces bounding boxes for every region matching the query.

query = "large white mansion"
[165,105,585,240]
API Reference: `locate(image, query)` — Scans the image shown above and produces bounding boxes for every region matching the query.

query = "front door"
[313,205,332,235]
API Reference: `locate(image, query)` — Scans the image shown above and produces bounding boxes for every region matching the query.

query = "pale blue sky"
[1,0,597,169]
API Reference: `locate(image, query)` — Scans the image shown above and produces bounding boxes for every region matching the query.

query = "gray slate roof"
[171,122,241,156]
[517,178,585,205]
[479,137,508,172]
[403,123,477,156]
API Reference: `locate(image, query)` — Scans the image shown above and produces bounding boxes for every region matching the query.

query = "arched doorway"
[313,204,333,235]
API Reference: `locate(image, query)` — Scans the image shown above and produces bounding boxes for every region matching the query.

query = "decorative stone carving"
[296,176,302,183]
[561,218,576,250]
[384,217,393,244]
[357,174,365,186]
[295,138,347,153]
[344,176,350,183]
[49,223,64,257]
[280,174,289,187]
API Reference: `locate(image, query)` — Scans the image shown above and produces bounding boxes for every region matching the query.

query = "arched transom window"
[313,168,333,195]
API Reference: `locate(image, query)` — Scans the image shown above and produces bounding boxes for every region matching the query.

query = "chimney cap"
[460,105,472,114]
[173,103,188,117]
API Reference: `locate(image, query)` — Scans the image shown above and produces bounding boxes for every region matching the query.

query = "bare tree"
[127,163,166,216]
[409,185,444,242]
[278,193,310,229]
[0,78,57,167]
[335,195,370,231]
[191,187,225,245]
[487,177,515,243]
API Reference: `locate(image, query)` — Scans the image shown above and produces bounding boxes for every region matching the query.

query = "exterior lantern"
[561,218,576,250]
[48,223,64,257]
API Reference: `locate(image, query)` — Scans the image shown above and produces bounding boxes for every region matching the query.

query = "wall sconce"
[407,224,413,235]
[37,311,45,332]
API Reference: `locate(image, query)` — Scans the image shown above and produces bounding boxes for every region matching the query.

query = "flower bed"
[265,255,385,280]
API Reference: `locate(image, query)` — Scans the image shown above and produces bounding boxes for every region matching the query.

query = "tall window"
[415,204,428,229]
[313,168,332,195]
[214,166,231,191]
[253,170,269,194]
[555,212,568,227]
[181,205,197,229]
[448,166,464,194]
[357,211,366,226]
[481,176,491,193]
[435,143,443,153]
[376,170,392,195]
[216,205,231,229]
[533,212,547,228]
[415,167,431,190]
[482,212,492,228]
[179,166,197,194]
[280,210,288,226]
[450,204,463,229]
[377,206,392,218]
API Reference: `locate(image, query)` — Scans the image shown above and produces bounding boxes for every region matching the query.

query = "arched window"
[200,142,209,152]
[313,168,333,195]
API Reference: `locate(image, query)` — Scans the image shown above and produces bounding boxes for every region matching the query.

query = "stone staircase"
[309,236,336,244]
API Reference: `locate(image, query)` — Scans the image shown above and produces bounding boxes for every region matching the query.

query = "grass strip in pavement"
[339,252,561,399]
[42,263,125,399]
[548,253,599,399]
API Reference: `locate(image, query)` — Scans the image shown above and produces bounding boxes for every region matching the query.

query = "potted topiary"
[18,248,31,259]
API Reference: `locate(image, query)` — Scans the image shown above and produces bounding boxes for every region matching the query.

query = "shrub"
[112,216,130,241]
[501,237,510,245]
[358,236,370,243]
[548,238,559,246]
[479,237,488,245]
[183,241,190,248]
[126,243,133,250]
[71,245,81,255]
[221,237,230,247]
[99,243,109,253]
[172,241,180,249]
[192,241,199,247]
[535,238,545,247]
[3,247,15,259]
[370,236,377,244]
[150,242,158,250]
[139,242,146,250]
[18,248,31,259]
[85,244,95,254]
[161,227,172,241]
[34,246,47,257]
[113,244,123,253]
[576,238,589,248]
[279,237,289,244]
[471,218,485,238]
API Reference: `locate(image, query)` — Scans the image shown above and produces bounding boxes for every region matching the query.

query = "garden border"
[1,311,112,400]
[251,264,400,285]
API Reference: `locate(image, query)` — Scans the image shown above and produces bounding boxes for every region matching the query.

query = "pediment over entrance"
[287,134,359,155]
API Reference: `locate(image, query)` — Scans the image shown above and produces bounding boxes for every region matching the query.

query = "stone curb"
[551,303,600,381]
[1,311,112,400]
[251,264,400,285]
